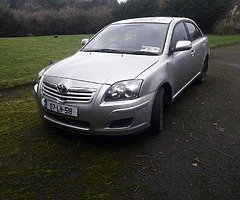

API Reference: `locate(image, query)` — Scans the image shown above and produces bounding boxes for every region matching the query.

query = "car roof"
[112,17,190,25]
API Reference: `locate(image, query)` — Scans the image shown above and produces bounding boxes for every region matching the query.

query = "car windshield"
[82,23,169,55]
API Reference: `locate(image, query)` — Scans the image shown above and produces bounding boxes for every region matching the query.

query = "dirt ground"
[0,44,240,199]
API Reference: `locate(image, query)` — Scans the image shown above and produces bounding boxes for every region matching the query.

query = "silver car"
[34,17,210,136]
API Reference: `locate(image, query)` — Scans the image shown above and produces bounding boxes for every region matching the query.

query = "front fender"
[136,56,173,97]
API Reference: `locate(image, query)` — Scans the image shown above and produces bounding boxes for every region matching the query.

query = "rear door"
[185,22,207,77]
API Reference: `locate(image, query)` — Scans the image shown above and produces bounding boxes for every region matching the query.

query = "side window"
[186,23,202,41]
[171,22,188,49]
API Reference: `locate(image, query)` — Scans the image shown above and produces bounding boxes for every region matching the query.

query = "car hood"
[44,52,159,85]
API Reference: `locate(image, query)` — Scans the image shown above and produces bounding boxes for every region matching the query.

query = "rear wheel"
[196,57,208,84]
[150,87,165,134]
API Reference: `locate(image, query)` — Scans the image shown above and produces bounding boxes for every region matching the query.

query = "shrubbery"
[113,0,237,33]
[162,0,236,33]
[0,0,117,36]
[213,3,240,34]
[0,0,238,37]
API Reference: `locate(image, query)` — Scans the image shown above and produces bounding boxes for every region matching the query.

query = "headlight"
[105,80,143,101]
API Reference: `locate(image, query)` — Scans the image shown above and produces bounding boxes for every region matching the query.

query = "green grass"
[0,88,132,199]
[0,34,240,90]
[208,34,240,47]
[0,34,92,90]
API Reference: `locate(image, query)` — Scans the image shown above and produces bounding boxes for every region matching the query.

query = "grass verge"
[0,34,92,90]
[208,34,240,48]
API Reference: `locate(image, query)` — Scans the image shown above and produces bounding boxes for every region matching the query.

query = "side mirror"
[175,41,192,52]
[81,38,89,46]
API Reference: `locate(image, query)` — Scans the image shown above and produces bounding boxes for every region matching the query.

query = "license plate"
[43,99,78,117]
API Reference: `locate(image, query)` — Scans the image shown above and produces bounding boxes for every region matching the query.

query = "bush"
[0,1,18,36]
[113,0,163,20]
[213,4,240,34]
[113,0,236,33]
[162,0,236,33]
[0,0,237,36]
[0,0,118,37]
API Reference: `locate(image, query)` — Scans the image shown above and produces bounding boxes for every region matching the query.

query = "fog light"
[109,118,133,128]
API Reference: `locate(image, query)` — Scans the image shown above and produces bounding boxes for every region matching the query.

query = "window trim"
[184,21,203,42]
[169,20,189,53]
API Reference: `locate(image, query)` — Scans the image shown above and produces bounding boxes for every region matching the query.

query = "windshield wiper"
[127,51,159,56]
[84,49,125,54]
[84,49,159,56]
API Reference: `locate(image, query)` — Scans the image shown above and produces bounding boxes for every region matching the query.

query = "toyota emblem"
[57,84,68,94]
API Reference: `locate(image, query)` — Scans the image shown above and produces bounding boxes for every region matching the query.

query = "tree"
[213,1,240,34]
[0,0,119,36]
[1,0,235,36]
[162,0,236,33]
[0,1,18,36]
[113,0,163,20]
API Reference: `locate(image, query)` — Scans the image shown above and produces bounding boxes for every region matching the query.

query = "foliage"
[162,0,236,33]
[113,0,163,20]
[0,1,18,36]
[0,0,238,36]
[113,0,237,33]
[213,3,240,35]
[0,0,117,36]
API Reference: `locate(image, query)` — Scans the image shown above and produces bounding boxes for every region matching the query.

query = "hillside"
[0,0,238,36]
[0,0,118,36]
[213,2,240,34]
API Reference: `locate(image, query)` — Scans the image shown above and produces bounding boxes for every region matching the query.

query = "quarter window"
[186,23,202,41]
[171,22,188,49]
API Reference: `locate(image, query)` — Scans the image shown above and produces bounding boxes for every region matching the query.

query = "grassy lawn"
[208,35,240,47]
[0,34,92,90]
[0,87,134,199]
[0,34,240,90]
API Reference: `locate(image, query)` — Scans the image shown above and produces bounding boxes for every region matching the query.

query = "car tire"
[150,87,165,134]
[196,57,208,84]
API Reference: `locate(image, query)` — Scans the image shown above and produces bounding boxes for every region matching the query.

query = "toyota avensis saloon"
[34,17,210,136]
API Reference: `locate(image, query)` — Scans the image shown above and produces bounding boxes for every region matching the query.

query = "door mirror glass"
[81,38,89,46]
[175,41,192,52]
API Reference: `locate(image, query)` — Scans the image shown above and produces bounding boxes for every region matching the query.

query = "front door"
[170,22,193,95]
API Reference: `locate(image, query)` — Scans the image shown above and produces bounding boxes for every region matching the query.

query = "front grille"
[42,81,96,103]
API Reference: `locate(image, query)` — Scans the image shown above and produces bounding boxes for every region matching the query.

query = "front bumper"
[34,82,155,136]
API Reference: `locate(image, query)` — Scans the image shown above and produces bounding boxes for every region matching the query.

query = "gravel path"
[211,45,240,68]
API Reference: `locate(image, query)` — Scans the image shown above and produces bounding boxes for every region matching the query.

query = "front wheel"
[150,87,165,134]
[196,57,208,84]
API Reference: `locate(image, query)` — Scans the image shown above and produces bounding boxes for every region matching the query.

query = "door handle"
[203,43,207,47]
[191,51,196,56]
